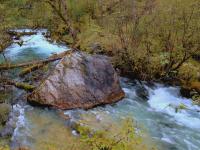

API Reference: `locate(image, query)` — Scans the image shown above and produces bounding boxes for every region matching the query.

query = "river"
[1,30,200,150]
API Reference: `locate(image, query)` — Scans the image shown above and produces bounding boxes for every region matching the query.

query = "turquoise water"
[2,29,68,63]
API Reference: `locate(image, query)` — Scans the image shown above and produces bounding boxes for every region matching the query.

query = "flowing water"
[1,30,200,150]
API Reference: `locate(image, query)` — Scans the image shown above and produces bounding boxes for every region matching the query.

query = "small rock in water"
[72,130,78,136]
[136,86,149,100]
[58,111,71,120]
[161,137,174,144]
[96,114,102,122]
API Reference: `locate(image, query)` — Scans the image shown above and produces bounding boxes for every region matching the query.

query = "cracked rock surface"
[28,51,125,110]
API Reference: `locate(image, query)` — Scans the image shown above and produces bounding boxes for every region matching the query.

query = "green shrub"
[45,0,200,81]
[76,118,154,150]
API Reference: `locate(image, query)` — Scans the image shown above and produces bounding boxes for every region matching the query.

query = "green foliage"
[175,103,188,113]
[168,103,188,113]
[178,104,188,110]
[0,0,52,53]
[0,144,10,150]
[43,0,200,81]
[76,118,151,150]
[68,0,95,22]
[0,136,10,150]
[0,0,52,28]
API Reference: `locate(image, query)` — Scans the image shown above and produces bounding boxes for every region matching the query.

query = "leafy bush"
[44,0,200,81]
[76,118,154,150]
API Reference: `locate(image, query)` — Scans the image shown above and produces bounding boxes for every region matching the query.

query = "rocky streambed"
[0,30,200,150]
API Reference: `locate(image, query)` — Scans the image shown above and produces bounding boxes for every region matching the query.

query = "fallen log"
[7,30,37,37]
[0,50,72,71]
[0,78,35,91]
[0,57,59,70]
[19,64,45,77]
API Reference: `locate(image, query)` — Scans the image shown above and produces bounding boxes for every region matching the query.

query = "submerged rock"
[135,85,149,100]
[28,51,125,109]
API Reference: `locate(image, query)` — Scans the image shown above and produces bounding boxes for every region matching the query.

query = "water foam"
[148,86,200,129]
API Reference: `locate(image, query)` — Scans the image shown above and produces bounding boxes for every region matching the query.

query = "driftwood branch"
[0,50,71,71]
[19,64,45,77]
[7,30,37,37]
[0,78,35,91]
[0,50,74,91]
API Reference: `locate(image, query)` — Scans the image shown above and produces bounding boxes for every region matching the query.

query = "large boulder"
[28,51,125,109]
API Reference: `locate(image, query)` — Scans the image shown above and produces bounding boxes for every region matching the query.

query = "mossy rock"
[0,104,11,125]
[190,82,200,93]
[192,94,200,105]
